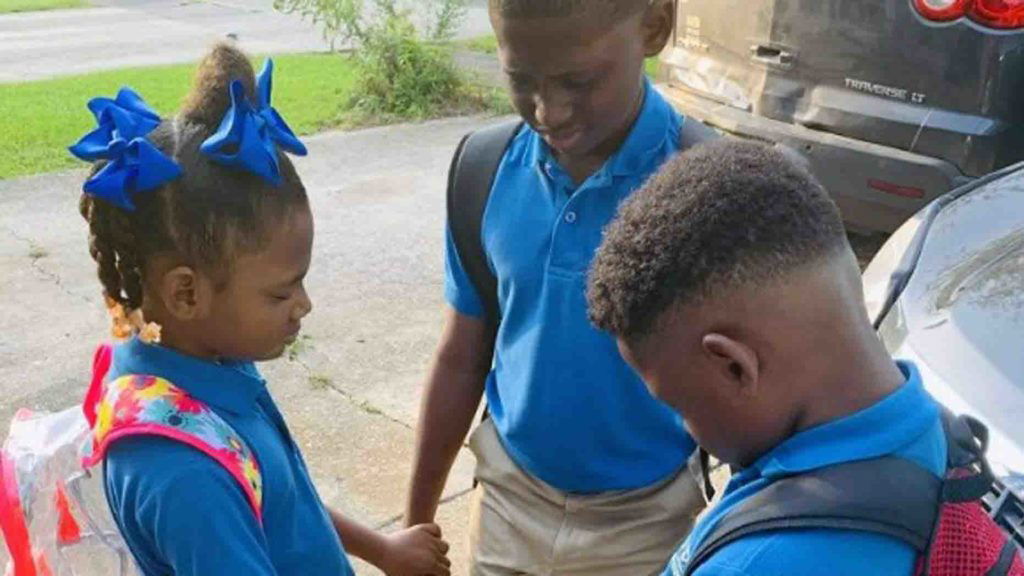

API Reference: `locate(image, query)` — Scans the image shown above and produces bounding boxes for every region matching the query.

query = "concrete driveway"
[0,0,493,82]
[0,116,502,574]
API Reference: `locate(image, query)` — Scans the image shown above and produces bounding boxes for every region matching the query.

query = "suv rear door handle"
[751,44,795,68]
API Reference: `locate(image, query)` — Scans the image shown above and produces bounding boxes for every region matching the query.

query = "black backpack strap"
[698,448,717,501]
[686,409,999,575]
[685,456,940,575]
[939,409,996,503]
[446,120,524,333]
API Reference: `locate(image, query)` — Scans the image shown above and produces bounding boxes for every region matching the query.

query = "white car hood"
[876,171,1024,490]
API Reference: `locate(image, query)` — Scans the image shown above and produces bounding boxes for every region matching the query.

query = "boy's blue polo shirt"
[445,80,695,493]
[663,362,948,576]
[103,338,354,576]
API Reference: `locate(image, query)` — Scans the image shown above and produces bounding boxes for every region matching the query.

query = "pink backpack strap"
[81,374,263,523]
[82,344,112,429]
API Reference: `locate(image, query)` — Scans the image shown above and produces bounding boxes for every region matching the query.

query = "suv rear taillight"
[914,0,1024,28]
[914,0,970,21]
[973,0,1024,29]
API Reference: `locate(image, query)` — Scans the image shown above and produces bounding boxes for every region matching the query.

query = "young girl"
[71,43,451,576]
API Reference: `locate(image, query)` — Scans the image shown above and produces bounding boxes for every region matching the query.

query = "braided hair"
[79,43,308,325]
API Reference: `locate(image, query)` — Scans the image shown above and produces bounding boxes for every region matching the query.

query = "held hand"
[379,523,451,576]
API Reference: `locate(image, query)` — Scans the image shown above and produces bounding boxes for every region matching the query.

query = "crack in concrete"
[287,353,414,432]
[285,340,482,531]
[287,350,479,531]
[373,486,474,531]
[205,0,266,14]
[2,226,93,305]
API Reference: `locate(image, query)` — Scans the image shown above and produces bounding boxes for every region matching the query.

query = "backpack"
[0,345,262,576]
[683,410,1024,576]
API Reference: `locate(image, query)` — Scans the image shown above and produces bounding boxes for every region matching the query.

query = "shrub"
[274,0,489,120]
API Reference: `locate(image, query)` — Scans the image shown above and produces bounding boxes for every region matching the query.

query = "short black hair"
[489,0,651,20]
[587,139,848,344]
[80,43,307,312]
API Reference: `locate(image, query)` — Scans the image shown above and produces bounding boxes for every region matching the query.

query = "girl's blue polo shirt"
[102,338,354,576]
[664,361,948,575]
[444,80,696,493]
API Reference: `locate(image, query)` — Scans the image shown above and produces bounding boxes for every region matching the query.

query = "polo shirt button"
[565,211,577,224]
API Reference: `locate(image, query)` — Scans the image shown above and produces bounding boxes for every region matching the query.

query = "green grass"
[1,39,642,180]
[0,53,358,179]
[463,34,499,55]
[0,0,86,13]
[645,57,660,79]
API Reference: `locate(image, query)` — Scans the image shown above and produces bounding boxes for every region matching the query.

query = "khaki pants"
[467,419,707,576]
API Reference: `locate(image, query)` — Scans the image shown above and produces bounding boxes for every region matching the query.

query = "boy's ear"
[642,0,675,58]
[157,266,215,321]
[701,333,760,395]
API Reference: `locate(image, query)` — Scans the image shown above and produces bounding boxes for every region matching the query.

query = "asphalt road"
[0,0,492,82]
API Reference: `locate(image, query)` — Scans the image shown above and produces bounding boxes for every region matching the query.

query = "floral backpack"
[0,345,263,576]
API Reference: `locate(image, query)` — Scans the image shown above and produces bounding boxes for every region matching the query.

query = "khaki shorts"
[467,419,707,576]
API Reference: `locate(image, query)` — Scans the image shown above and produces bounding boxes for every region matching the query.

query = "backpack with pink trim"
[683,410,1024,576]
[0,345,263,576]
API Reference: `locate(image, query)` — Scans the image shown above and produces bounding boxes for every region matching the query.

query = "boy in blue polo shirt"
[588,140,948,576]
[405,0,709,574]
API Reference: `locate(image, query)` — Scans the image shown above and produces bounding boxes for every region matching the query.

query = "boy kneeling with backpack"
[587,139,1024,576]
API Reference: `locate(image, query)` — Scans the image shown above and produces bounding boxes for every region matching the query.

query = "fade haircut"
[587,139,848,344]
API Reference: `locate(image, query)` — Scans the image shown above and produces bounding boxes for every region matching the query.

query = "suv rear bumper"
[662,85,971,233]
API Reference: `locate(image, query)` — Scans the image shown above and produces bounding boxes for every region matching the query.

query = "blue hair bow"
[69,88,182,211]
[200,59,308,185]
